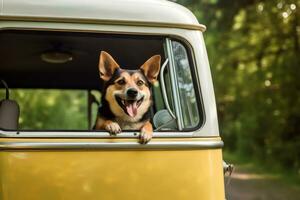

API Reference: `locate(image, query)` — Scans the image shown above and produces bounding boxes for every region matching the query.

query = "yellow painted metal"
[0,138,225,200]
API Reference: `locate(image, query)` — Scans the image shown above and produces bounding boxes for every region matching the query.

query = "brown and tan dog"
[94,51,161,144]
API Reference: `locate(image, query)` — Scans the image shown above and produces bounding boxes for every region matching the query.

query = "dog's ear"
[140,55,161,84]
[99,51,120,81]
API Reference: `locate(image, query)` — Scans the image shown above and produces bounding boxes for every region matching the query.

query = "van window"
[0,30,202,132]
[172,41,200,128]
[0,89,90,130]
[159,39,201,131]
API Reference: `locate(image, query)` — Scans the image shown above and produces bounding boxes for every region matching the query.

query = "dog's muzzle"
[115,88,144,117]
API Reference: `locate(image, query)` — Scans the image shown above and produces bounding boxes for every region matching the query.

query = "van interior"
[0,30,168,131]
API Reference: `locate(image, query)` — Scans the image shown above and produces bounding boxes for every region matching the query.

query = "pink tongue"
[126,101,138,117]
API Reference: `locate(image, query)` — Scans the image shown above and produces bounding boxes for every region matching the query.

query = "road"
[225,166,300,200]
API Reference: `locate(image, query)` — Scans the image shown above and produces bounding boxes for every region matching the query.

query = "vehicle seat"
[0,80,20,130]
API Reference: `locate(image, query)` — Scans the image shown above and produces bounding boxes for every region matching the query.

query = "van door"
[0,31,225,200]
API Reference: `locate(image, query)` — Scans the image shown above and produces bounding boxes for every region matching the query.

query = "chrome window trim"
[165,38,184,130]
[159,58,176,120]
[0,140,223,150]
[0,130,197,138]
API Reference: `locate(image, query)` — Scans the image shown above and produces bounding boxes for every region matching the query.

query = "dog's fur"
[94,51,161,143]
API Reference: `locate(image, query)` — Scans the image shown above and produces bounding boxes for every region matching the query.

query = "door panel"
[0,137,225,200]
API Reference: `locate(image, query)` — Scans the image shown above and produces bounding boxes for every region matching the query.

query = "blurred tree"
[175,0,300,172]
[0,89,88,130]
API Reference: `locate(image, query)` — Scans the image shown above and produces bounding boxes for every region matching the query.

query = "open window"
[0,30,203,133]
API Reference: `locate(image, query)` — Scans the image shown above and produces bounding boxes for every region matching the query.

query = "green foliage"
[0,89,88,130]
[176,0,300,173]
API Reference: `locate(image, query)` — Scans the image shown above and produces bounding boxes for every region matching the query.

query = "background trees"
[176,0,300,173]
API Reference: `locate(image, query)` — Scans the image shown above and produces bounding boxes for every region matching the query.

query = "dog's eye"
[117,79,126,85]
[137,80,144,86]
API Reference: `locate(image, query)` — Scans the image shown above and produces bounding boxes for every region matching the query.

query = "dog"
[94,51,161,144]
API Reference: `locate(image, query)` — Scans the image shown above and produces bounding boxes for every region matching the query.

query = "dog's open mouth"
[116,96,144,117]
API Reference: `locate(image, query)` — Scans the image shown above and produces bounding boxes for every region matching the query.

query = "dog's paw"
[105,121,121,135]
[139,128,153,144]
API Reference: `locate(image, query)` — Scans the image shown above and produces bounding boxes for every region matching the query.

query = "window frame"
[162,37,204,132]
[0,29,206,138]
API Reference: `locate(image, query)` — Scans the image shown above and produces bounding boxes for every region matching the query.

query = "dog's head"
[98,51,161,121]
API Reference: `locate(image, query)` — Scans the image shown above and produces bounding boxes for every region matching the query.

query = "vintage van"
[0,0,228,199]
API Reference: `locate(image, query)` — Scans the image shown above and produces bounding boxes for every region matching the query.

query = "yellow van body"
[0,138,224,200]
[0,0,225,199]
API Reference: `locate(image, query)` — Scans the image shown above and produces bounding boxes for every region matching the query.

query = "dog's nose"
[127,88,138,98]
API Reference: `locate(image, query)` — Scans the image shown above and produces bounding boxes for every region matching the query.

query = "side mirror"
[153,109,177,130]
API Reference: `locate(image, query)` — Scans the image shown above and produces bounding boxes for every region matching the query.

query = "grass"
[223,151,300,186]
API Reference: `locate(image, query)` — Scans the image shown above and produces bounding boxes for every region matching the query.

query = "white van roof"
[0,0,206,31]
